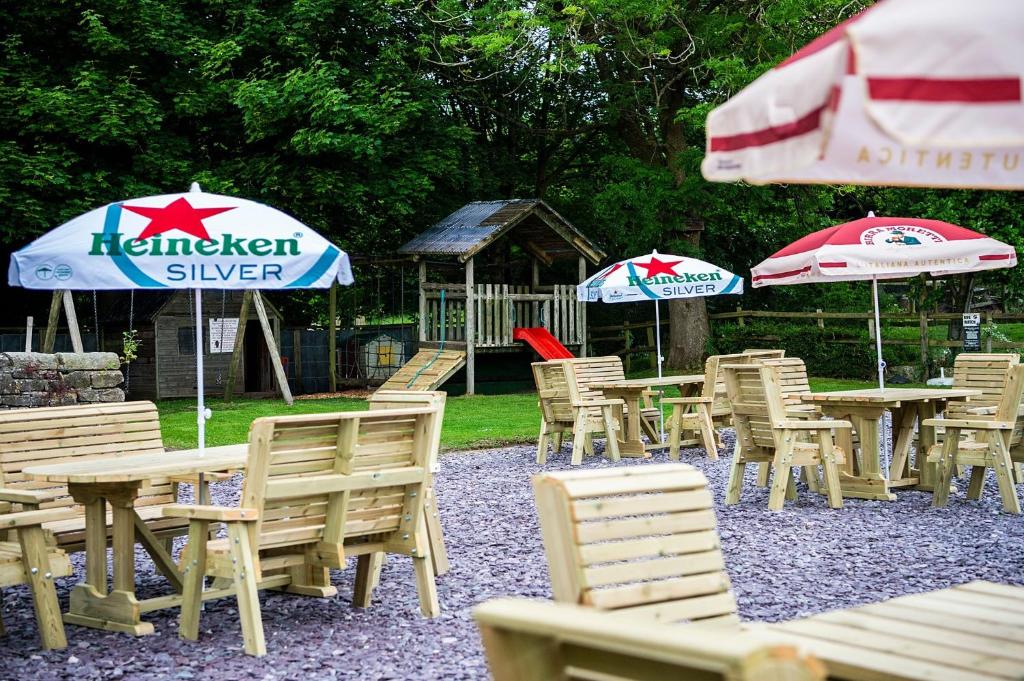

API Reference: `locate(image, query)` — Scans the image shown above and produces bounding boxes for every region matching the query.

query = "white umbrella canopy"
[752,214,1017,387]
[8,184,354,465]
[579,250,743,376]
[702,0,1024,189]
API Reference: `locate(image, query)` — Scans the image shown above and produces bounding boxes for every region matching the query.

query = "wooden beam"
[522,240,554,267]
[578,256,587,357]
[466,258,475,395]
[418,260,427,343]
[43,291,62,353]
[62,290,84,352]
[328,282,337,393]
[252,290,293,404]
[223,290,252,402]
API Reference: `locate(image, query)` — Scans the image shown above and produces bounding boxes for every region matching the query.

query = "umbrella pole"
[872,276,885,390]
[655,300,664,443]
[194,288,208,504]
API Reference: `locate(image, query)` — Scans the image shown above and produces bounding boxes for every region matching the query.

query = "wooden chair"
[367,389,448,575]
[754,357,822,487]
[475,598,825,681]
[723,364,850,510]
[0,402,219,556]
[0,506,75,649]
[533,464,738,624]
[705,350,785,434]
[532,360,623,465]
[924,363,1024,514]
[164,404,444,656]
[947,352,1020,418]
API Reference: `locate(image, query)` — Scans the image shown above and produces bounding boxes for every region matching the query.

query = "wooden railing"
[422,284,584,348]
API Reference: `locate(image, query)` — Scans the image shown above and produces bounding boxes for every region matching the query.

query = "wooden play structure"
[398,200,605,394]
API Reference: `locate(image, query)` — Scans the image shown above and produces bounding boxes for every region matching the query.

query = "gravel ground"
[3,429,1023,680]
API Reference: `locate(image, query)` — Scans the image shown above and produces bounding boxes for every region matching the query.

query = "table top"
[802,387,981,405]
[593,374,704,391]
[24,444,249,484]
[762,580,1024,681]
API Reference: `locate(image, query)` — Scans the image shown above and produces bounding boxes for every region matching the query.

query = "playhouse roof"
[398,199,605,265]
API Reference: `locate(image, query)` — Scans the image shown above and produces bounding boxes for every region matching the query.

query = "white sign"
[209,318,238,353]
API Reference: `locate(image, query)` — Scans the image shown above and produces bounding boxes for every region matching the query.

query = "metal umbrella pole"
[655,299,665,443]
[872,275,885,390]
[194,288,210,503]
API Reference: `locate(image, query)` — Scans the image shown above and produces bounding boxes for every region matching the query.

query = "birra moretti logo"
[88,197,301,284]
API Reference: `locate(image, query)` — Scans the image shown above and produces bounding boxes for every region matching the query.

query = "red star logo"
[599,262,625,278]
[122,197,235,242]
[635,256,683,278]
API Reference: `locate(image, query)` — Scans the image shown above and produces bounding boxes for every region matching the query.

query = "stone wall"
[0,352,125,408]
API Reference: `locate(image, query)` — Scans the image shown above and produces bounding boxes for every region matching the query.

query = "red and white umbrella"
[752,215,1017,387]
[702,0,1024,189]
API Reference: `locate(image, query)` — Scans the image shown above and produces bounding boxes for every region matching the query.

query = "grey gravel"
[2,430,1023,680]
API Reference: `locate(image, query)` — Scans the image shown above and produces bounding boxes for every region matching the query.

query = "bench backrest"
[564,356,627,405]
[533,463,737,624]
[532,361,575,424]
[992,364,1024,449]
[475,599,825,681]
[239,404,443,561]
[0,401,170,511]
[760,357,812,403]
[949,352,1020,417]
[704,353,758,416]
[368,390,446,459]
[723,364,788,452]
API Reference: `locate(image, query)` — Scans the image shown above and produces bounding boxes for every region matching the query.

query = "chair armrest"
[169,471,236,484]
[922,418,1014,430]
[0,488,52,505]
[661,397,714,405]
[0,507,77,529]
[163,505,259,522]
[576,398,626,408]
[778,420,853,430]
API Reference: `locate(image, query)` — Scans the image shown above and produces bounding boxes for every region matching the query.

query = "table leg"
[827,408,895,501]
[65,482,153,636]
[888,406,919,486]
[620,394,648,458]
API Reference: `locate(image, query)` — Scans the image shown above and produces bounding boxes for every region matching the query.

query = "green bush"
[712,321,918,379]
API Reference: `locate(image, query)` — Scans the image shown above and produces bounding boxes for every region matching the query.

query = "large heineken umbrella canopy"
[752,214,1017,387]
[702,0,1024,189]
[8,185,354,462]
[579,250,743,379]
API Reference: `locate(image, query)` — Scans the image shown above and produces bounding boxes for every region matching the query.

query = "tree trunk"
[667,296,709,370]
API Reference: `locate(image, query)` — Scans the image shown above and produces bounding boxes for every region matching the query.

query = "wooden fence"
[588,307,1024,368]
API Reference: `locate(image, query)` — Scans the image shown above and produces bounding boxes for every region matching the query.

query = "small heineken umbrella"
[580,249,742,371]
[9,183,353,467]
[751,214,1016,388]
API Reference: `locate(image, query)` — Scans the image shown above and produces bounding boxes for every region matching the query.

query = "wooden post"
[293,329,303,393]
[43,291,61,353]
[985,312,993,352]
[531,257,540,328]
[623,321,632,373]
[62,290,84,353]
[465,257,475,395]
[816,309,824,329]
[577,255,587,357]
[736,306,745,328]
[252,290,293,405]
[418,260,427,343]
[328,282,338,393]
[919,279,929,377]
[868,318,875,340]
[646,325,656,370]
[223,289,252,402]
[25,316,33,352]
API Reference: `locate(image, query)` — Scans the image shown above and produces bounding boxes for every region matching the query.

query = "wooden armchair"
[0,506,76,650]
[532,360,623,465]
[533,464,738,624]
[924,363,1024,514]
[475,599,824,681]
[723,364,849,510]
[705,350,785,434]
[164,404,444,656]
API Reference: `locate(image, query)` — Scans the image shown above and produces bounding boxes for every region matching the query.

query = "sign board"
[962,313,981,352]
[209,318,239,353]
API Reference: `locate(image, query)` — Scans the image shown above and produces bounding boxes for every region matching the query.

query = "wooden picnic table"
[800,388,979,500]
[23,444,248,636]
[761,580,1024,681]
[593,374,704,456]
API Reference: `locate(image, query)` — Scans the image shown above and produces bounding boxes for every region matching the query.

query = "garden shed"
[398,199,605,393]
[97,290,284,399]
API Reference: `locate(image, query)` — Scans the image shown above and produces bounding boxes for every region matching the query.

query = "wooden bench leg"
[413,555,440,618]
[697,405,717,460]
[992,437,1022,515]
[424,488,449,576]
[668,405,682,461]
[819,435,843,509]
[354,553,383,608]
[932,428,959,508]
[966,465,987,500]
[18,525,67,650]
[785,471,798,501]
[552,432,563,453]
[536,418,550,465]
[570,412,587,465]
[227,522,266,656]
[601,406,620,462]
[725,454,745,505]
[768,445,794,511]
[755,463,770,487]
[179,519,209,642]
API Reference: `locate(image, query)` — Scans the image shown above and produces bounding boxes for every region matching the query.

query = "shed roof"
[398,199,605,265]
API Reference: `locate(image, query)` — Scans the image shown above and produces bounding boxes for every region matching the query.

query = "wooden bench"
[0,402,204,553]
[165,404,444,656]
[475,598,825,681]
[533,464,738,624]
[705,350,785,434]
[532,359,623,465]
[925,363,1024,514]
[724,364,848,510]
[0,506,76,650]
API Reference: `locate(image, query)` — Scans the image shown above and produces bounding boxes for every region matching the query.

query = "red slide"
[513,327,575,360]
